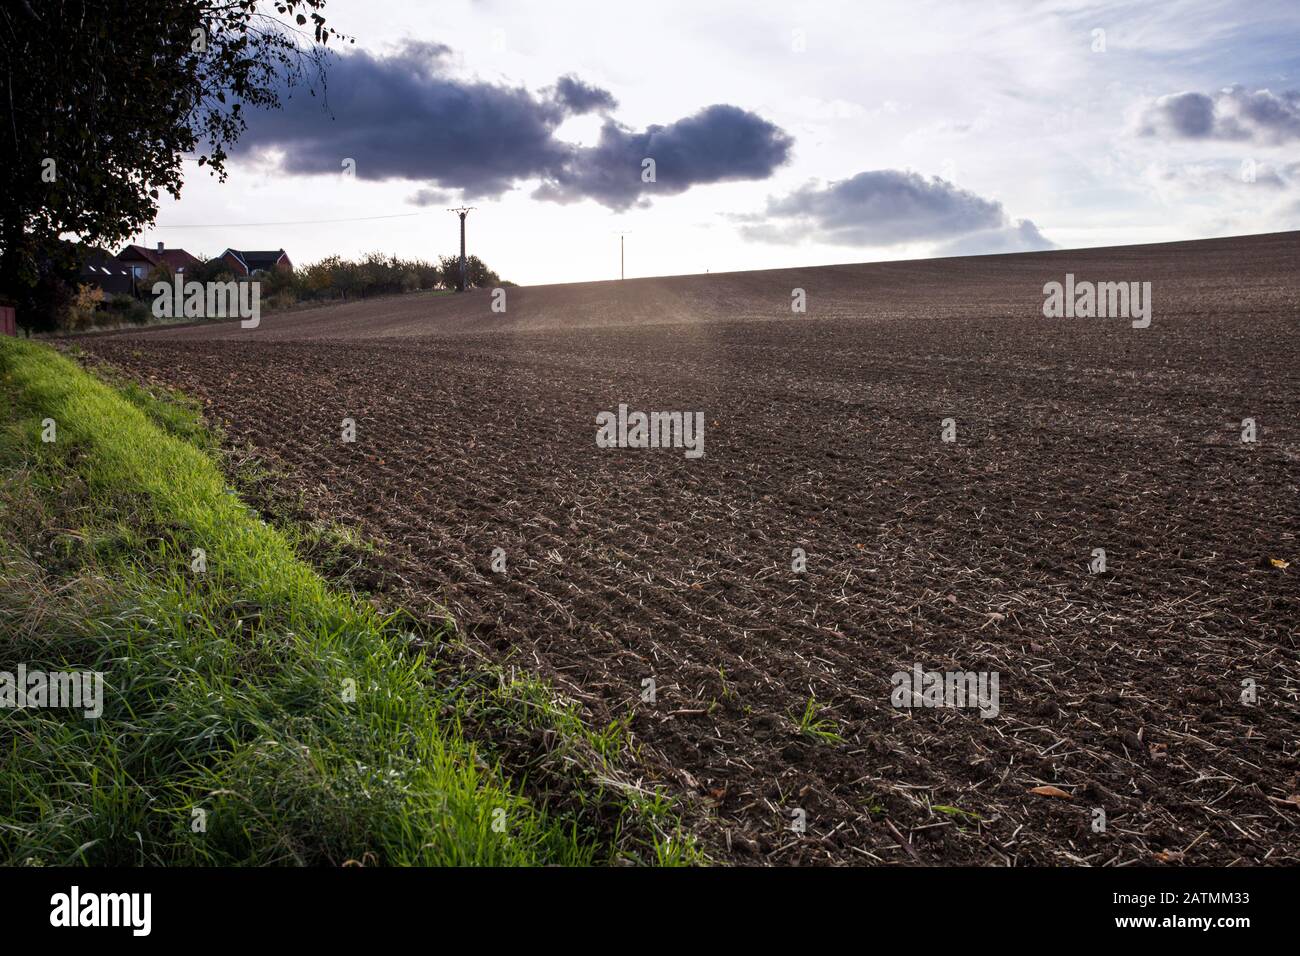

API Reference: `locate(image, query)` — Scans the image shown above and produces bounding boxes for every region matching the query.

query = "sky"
[136,0,1300,286]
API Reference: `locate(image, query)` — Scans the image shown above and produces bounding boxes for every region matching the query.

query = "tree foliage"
[288,252,505,302]
[0,1,348,324]
[437,254,501,290]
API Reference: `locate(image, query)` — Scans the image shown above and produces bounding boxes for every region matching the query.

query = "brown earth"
[82,232,1300,865]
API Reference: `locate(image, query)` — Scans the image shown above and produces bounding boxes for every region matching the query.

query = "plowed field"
[83,232,1300,865]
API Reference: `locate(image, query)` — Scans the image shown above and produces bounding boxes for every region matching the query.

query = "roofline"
[219,249,250,270]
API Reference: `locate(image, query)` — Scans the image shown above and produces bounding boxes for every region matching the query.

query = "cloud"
[1143,160,1295,195]
[231,42,790,209]
[1140,160,1300,236]
[1137,86,1300,145]
[549,74,618,114]
[738,169,1031,247]
[232,42,572,197]
[406,187,453,207]
[934,219,1056,256]
[533,105,794,210]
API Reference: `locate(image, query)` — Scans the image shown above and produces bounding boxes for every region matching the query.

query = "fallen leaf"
[1028,785,1072,799]
[1270,557,1290,569]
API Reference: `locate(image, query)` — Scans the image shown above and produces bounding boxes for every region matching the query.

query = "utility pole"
[447,207,476,291]
[614,231,631,280]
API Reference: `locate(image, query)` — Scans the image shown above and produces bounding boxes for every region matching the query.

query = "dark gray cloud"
[1138,86,1300,144]
[233,42,571,197]
[533,106,794,210]
[230,42,790,209]
[739,170,1020,246]
[550,74,618,114]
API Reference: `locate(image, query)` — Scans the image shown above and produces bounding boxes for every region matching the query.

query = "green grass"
[0,338,694,866]
[793,696,844,744]
[931,805,982,823]
[455,670,702,866]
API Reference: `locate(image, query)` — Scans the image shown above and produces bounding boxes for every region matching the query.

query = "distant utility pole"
[447,206,476,291]
[614,231,631,280]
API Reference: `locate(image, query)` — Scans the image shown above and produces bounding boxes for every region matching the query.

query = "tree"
[66,282,105,331]
[438,254,500,290]
[465,255,501,289]
[0,1,349,328]
[187,254,238,286]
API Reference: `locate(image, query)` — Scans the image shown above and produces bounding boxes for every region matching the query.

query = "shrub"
[65,283,105,331]
[102,293,151,325]
[267,289,297,311]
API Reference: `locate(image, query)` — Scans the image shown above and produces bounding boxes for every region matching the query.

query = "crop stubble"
[84,233,1300,865]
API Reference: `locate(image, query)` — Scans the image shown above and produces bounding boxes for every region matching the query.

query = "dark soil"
[81,232,1300,865]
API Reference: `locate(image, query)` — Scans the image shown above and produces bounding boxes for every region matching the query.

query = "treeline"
[285,252,507,305]
[53,251,511,333]
[176,251,507,309]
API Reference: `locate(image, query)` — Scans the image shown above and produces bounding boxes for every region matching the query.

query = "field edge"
[0,338,701,866]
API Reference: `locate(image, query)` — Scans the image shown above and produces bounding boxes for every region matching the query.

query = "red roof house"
[115,242,203,280]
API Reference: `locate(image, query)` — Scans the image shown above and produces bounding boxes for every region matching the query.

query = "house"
[218,249,293,277]
[115,242,202,280]
[78,246,137,296]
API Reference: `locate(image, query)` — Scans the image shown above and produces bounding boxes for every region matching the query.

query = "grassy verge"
[0,338,694,865]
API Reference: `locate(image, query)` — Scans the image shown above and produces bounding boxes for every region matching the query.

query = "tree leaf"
[1028,785,1072,799]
